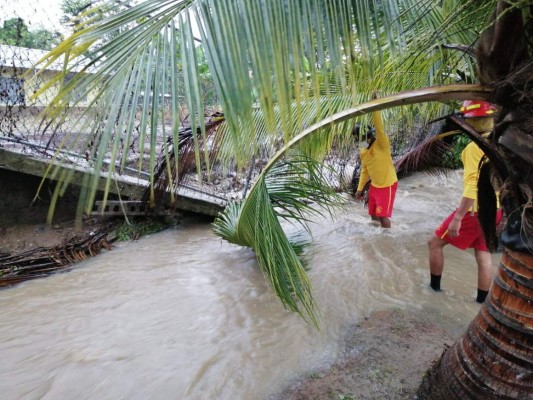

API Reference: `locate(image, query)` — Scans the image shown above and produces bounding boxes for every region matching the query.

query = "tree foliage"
[0,18,62,50]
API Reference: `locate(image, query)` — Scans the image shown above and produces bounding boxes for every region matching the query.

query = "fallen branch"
[0,223,119,288]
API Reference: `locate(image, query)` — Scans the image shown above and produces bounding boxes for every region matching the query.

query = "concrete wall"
[0,169,82,227]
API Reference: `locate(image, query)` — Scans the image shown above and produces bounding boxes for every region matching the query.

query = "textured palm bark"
[418,2,533,397]
[418,248,533,399]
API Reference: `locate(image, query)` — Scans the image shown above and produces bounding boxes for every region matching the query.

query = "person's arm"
[462,144,481,200]
[372,109,390,150]
[447,197,475,237]
[355,163,369,199]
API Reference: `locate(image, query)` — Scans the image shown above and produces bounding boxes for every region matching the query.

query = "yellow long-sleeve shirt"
[461,133,499,212]
[357,110,398,191]
[461,141,483,212]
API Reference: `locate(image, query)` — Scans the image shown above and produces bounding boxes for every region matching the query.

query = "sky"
[1,1,198,40]
[1,0,68,33]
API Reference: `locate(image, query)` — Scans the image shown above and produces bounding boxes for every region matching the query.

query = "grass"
[113,215,183,241]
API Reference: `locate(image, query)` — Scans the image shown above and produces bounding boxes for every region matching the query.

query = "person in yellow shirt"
[354,109,398,228]
[428,100,502,303]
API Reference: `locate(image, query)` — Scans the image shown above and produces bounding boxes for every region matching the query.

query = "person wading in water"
[428,100,502,303]
[354,108,398,229]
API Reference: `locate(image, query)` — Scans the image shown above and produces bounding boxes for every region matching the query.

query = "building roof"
[0,44,90,73]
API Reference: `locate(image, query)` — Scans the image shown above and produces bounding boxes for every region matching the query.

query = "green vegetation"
[0,18,62,50]
[113,215,183,241]
[443,135,470,169]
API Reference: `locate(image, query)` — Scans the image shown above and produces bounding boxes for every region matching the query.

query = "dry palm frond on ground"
[0,223,118,288]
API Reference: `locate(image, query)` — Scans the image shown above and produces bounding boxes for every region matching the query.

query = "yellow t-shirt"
[357,110,398,191]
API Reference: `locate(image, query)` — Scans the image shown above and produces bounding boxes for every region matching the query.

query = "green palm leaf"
[213,155,343,326]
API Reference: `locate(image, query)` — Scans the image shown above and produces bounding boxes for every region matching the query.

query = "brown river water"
[0,171,501,399]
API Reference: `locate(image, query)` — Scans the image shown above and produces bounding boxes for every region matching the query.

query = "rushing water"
[0,172,502,400]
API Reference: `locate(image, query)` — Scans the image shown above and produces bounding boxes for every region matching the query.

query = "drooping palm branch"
[213,154,343,326]
[213,84,492,324]
[393,129,460,178]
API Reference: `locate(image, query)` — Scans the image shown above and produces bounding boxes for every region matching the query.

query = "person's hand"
[355,191,363,201]
[448,216,461,237]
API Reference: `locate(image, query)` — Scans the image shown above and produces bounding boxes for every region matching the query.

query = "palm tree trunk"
[417,247,533,399]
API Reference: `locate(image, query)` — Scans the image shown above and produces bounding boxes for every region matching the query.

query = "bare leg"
[379,217,391,228]
[474,249,494,291]
[428,234,447,291]
[428,234,447,276]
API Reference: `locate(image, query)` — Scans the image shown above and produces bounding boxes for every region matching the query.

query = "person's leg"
[368,186,378,222]
[378,217,391,228]
[428,234,448,291]
[385,183,398,229]
[474,249,493,302]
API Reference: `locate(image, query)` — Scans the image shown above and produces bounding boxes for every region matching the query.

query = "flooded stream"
[0,171,500,399]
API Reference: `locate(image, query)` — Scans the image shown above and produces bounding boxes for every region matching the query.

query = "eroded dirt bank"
[272,308,467,400]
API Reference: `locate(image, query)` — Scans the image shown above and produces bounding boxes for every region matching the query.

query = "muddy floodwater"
[0,171,501,399]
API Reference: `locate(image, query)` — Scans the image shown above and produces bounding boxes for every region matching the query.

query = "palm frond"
[265,156,343,229]
[477,161,499,253]
[147,113,225,208]
[394,129,460,178]
[262,84,492,172]
[213,155,343,326]
[27,0,498,224]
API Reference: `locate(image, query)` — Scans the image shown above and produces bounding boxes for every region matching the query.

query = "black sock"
[476,289,489,303]
[430,274,442,291]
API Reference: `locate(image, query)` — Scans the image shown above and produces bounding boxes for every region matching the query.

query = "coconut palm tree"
[415,3,533,398]
[35,0,531,397]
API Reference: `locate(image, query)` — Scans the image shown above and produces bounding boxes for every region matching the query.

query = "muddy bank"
[272,308,467,400]
[0,169,106,253]
[0,169,188,255]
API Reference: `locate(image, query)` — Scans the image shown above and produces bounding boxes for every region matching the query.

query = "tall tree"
[0,18,62,50]
[417,3,533,398]
[34,1,532,397]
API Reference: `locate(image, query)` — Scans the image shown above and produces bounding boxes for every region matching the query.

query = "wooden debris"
[0,223,118,288]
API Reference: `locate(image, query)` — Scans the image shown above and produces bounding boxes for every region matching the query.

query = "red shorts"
[368,182,398,218]
[435,209,503,251]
